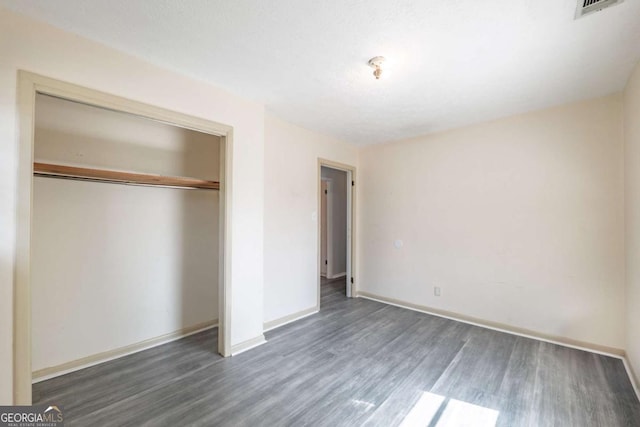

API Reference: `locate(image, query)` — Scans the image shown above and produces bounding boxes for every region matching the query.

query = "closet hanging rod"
[33,162,220,190]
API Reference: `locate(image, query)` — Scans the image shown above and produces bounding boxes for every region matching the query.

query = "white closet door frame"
[14,71,234,404]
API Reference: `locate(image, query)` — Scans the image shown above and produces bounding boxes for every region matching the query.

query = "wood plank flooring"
[34,280,640,426]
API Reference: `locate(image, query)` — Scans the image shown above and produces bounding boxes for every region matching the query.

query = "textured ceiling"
[3,0,640,145]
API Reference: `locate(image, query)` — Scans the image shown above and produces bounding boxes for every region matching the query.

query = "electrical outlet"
[434,286,441,297]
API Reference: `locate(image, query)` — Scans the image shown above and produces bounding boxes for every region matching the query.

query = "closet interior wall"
[31,94,220,376]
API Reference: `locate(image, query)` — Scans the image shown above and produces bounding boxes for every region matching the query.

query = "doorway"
[318,160,355,308]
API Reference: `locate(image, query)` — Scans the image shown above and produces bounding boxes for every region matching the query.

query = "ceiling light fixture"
[368,56,386,80]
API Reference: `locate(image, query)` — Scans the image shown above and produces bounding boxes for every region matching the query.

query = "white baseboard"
[357,291,625,358]
[327,272,346,279]
[231,334,267,356]
[263,306,319,332]
[622,357,640,402]
[32,320,218,383]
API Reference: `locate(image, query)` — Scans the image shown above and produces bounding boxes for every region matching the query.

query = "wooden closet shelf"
[33,162,220,190]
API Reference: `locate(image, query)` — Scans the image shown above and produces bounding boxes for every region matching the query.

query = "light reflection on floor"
[399,391,499,427]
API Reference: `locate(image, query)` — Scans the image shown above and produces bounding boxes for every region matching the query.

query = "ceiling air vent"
[575,0,624,19]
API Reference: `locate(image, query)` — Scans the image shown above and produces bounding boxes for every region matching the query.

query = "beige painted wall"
[263,113,357,324]
[31,95,219,372]
[359,94,625,350]
[625,61,640,379]
[34,94,220,180]
[0,7,265,403]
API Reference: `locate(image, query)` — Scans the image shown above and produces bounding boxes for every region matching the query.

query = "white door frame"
[13,71,234,404]
[320,178,332,277]
[317,159,356,306]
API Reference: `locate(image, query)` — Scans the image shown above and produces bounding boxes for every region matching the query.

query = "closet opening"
[14,72,233,404]
[317,160,356,309]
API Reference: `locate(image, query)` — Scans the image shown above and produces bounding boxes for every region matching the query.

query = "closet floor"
[34,285,640,426]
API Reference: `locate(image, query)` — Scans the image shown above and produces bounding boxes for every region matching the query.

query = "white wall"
[359,94,625,350]
[31,95,219,372]
[34,94,220,180]
[0,7,264,403]
[625,61,640,381]
[321,167,348,277]
[32,180,218,371]
[263,113,357,324]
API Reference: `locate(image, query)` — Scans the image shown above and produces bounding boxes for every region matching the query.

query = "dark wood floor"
[34,280,640,426]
